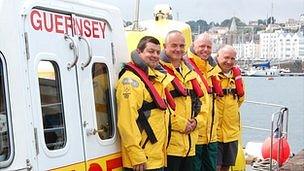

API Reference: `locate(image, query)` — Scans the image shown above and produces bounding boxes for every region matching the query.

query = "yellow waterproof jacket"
[215,65,245,143]
[160,60,208,157]
[187,49,219,144]
[116,65,173,169]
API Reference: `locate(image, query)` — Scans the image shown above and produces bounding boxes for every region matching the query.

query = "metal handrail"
[78,36,92,70]
[64,34,79,70]
[242,100,289,171]
[245,100,286,108]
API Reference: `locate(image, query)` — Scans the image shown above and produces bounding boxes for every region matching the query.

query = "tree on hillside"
[197,19,209,32]
[257,19,266,25]
[186,20,198,33]
[187,19,210,33]
[209,21,219,27]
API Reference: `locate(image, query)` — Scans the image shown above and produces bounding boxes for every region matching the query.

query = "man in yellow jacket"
[116,36,174,171]
[160,30,209,171]
[186,33,219,171]
[215,45,245,171]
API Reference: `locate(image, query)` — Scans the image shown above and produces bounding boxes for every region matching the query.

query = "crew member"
[186,33,220,171]
[160,31,209,171]
[215,45,245,171]
[116,36,174,171]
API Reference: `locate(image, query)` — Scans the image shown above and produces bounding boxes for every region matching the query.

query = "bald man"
[160,30,209,171]
[215,45,245,171]
[186,33,220,171]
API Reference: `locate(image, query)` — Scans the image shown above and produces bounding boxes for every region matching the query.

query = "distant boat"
[246,61,280,77]
[246,66,280,77]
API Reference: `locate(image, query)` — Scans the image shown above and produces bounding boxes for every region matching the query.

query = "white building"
[233,41,260,60]
[259,31,278,60]
[259,30,304,60]
[207,27,229,53]
[277,32,304,60]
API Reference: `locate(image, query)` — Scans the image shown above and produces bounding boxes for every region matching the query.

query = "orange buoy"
[261,136,291,165]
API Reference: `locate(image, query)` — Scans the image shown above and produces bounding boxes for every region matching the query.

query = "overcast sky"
[101,0,304,24]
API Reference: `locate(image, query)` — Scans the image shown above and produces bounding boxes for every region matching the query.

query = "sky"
[101,0,304,24]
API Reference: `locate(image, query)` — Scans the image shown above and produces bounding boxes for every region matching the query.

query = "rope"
[252,158,279,171]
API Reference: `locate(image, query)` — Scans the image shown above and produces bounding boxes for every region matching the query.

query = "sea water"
[241,76,304,154]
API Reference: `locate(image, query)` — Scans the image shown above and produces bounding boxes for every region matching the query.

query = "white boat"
[246,66,280,77]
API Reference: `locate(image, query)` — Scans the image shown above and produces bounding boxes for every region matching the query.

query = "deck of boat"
[280,149,304,171]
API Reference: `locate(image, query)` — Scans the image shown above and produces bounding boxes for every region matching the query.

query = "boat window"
[92,63,114,140]
[38,61,66,150]
[0,56,11,164]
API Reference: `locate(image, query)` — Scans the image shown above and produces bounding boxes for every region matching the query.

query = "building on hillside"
[233,41,260,60]
[277,32,304,60]
[284,18,301,31]
[259,31,278,60]
[259,30,304,60]
[207,27,229,53]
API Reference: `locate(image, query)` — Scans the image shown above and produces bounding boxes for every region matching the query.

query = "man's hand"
[133,163,146,171]
[184,121,192,134]
[188,118,197,131]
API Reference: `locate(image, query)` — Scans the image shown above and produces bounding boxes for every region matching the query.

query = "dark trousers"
[193,142,218,171]
[166,155,195,171]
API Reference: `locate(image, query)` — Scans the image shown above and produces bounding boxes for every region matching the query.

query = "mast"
[133,0,140,30]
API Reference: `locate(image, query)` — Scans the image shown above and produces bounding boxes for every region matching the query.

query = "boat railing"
[242,100,289,170]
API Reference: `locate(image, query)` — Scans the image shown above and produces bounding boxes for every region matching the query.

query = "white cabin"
[0,0,128,170]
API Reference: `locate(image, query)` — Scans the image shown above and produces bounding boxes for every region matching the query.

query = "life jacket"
[232,66,245,97]
[125,62,168,110]
[124,62,176,144]
[186,58,212,93]
[211,75,224,97]
[161,64,204,98]
[187,58,225,97]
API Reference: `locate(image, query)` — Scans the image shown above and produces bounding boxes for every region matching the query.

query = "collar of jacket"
[160,51,195,76]
[131,50,149,73]
[160,51,171,63]
[159,51,178,71]
[130,50,171,84]
[215,65,233,79]
[131,50,166,73]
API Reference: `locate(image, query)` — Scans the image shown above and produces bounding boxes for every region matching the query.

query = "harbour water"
[241,76,304,154]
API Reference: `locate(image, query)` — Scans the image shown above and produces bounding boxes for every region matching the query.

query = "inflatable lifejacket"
[124,62,176,144]
[186,58,212,94]
[187,58,224,97]
[232,66,245,97]
[162,64,204,98]
[125,62,168,110]
[211,75,224,97]
[164,88,176,111]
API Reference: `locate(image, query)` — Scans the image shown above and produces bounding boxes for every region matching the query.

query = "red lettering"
[89,163,103,171]
[91,21,99,38]
[74,18,83,36]
[84,19,91,37]
[30,9,42,31]
[106,157,122,171]
[64,16,73,34]
[43,12,54,32]
[30,9,107,39]
[99,22,106,39]
[54,14,64,34]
